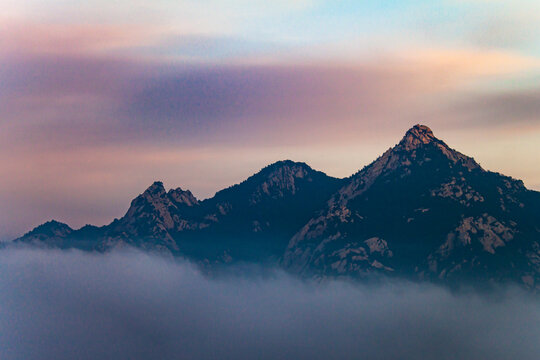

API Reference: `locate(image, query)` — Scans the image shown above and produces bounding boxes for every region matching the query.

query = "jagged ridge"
[13,125,540,289]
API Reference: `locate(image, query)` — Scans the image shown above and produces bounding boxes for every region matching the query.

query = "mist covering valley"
[1,246,539,360]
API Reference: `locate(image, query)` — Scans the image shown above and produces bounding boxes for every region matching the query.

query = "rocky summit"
[13,125,540,289]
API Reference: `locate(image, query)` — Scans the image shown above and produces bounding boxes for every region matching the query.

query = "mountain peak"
[22,220,73,239]
[236,160,316,188]
[400,124,436,150]
[406,124,434,137]
[211,160,340,205]
[338,124,482,204]
[263,160,312,172]
[143,181,166,197]
[395,124,480,170]
[168,188,199,207]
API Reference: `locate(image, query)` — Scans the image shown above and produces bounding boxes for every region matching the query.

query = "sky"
[1,0,540,239]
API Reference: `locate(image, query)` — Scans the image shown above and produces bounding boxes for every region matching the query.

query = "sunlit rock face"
[13,125,540,289]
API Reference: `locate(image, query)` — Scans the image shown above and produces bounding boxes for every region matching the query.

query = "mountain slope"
[282,125,540,288]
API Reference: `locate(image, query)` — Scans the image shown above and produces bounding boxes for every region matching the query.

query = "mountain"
[15,220,73,247]
[98,181,200,252]
[177,161,345,262]
[282,125,540,288]
[15,160,343,263]
[13,125,540,289]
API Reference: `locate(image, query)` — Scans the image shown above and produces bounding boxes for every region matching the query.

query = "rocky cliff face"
[13,125,540,289]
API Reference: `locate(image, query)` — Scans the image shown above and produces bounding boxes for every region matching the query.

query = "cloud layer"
[0,247,539,360]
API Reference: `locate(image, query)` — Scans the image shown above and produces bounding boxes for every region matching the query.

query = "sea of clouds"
[0,247,539,360]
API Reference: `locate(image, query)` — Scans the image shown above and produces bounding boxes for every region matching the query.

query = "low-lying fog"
[0,247,539,360]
